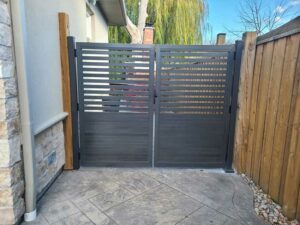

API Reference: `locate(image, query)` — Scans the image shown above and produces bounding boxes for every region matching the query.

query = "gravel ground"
[241,174,299,225]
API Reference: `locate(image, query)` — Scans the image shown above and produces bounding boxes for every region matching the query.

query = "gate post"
[225,40,244,172]
[67,36,80,169]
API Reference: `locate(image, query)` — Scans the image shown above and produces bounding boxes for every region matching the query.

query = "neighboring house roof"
[97,0,127,26]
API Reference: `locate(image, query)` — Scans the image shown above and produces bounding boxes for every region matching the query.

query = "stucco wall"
[23,0,108,195]
[89,3,109,43]
[24,0,108,131]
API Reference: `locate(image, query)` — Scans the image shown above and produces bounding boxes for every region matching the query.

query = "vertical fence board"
[246,45,263,177]
[269,35,299,202]
[251,42,274,183]
[297,187,300,220]
[233,32,257,173]
[281,34,300,218]
[259,38,287,192]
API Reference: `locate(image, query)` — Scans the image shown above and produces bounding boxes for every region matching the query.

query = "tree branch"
[137,0,149,36]
[126,16,142,44]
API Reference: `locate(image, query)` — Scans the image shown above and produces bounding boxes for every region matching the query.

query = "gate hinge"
[74,49,77,57]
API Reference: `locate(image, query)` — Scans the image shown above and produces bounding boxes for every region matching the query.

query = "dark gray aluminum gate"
[75,42,155,166]
[69,38,242,170]
[154,45,236,168]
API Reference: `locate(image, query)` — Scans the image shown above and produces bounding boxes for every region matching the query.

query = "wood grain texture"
[281,34,300,218]
[259,38,286,192]
[233,32,257,173]
[251,41,274,183]
[297,188,300,221]
[245,44,263,177]
[234,23,300,220]
[58,13,73,170]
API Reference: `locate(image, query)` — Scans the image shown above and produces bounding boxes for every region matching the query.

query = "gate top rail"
[156,44,235,52]
[76,42,235,52]
[76,42,154,50]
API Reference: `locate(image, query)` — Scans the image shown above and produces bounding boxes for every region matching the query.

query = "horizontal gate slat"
[83,96,148,101]
[84,101,148,106]
[160,102,224,107]
[83,79,149,85]
[160,75,226,79]
[160,81,226,85]
[83,73,149,79]
[158,44,234,51]
[160,86,225,91]
[78,42,153,50]
[161,70,227,74]
[83,90,149,96]
[81,50,151,56]
[82,56,150,62]
[82,67,150,73]
[160,52,228,57]
[160,64,227,69]
[160,97,224,101]
[161,58,228,63]
[83,84,149,90]
[84,106,149,111]
[160,90,225,98]
[82,62,150,67]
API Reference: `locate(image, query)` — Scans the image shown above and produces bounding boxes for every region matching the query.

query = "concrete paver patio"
[22,168,270,225]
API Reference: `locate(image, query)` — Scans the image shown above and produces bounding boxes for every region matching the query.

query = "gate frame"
[67,37,243,172]
[225,40,243,172]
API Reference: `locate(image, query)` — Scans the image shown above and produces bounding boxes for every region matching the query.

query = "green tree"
[109,0,205,44]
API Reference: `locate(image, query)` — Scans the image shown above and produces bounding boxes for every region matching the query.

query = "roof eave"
[96,0,127,26]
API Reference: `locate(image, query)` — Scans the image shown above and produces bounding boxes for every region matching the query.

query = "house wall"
[22,0,108,195]
[89,3,109,43]
[0,0,25,224]
[0,0,108,224]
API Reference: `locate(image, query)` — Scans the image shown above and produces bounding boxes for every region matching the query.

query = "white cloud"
[290,0,300,6]
[275,5,285,13]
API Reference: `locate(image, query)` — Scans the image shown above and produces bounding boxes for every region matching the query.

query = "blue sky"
[204,0,300,44]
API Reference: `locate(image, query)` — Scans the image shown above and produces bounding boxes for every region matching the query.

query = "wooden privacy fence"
[234,17,300,220]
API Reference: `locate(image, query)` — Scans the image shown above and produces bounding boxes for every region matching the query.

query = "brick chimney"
[216,33,226,45]
[143,25,154,44]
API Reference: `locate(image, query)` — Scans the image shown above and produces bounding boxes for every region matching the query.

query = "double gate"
[68,38,242,171]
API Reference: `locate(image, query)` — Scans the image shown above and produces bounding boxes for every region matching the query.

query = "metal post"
[67,36,80,169]
[225,40,244,172]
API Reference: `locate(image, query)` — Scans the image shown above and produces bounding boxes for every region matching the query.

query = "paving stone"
[73,199,116,225]
[110,170,160,195]
[30,169,272,225]
[89,186,134,211]
[177,206,242,225]
[21,213,49,225]
[55,170,112,185]
[50,212,93,225]
[106,185,203,225]
[39,200,79,224]
[0,1,10,25]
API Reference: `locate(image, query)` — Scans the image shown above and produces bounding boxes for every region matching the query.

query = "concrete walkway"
[22,169,270,225]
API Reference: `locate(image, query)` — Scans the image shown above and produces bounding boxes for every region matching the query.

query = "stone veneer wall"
[35,121,65,195]
[0,1,66,224]
[0,0,25,224]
